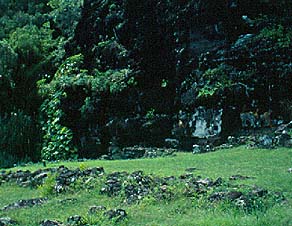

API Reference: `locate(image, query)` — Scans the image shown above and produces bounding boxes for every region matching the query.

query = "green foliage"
[0,40,18,77]
[38,173,57,197]
[145,108,156,120]
[79,162,88,171]
[198,65,233,98]
[1,22,61,115]
[91,68,132,94]
[83,212,128,226]
[258,25,292,48]
[48,0,83,37]
[0,110,40,168]
[40,91,77,161]
[161,79,168,88]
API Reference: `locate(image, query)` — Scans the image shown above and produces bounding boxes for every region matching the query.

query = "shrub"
[0,110,40,168]
[38,173,57,197]
[40,91,77,161]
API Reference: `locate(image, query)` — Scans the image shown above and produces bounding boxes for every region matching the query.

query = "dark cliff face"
[59,0,292,155]
[2,0,292,165]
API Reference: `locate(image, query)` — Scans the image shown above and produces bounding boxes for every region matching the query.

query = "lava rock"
[67,215,83,225]
[257,135,274,148]
[164,138,180,148]
[104,209,127,221]
[229,175,253,180]
[39,219,63,226]
[2,198,48,211]
[88,205,106,214]
[0,217,17,226]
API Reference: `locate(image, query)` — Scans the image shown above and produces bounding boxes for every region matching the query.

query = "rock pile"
[110,146,176,160]
[1,166,285,225]
[0,166,104,193]
[1,198,48,211]
[104,209,127,222]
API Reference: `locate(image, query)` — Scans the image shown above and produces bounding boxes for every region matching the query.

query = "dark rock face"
[38,0,292,157]
[172,107,223,140]
[106,115,174,148]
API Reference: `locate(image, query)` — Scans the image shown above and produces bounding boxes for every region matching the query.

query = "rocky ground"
[0,162,287,225]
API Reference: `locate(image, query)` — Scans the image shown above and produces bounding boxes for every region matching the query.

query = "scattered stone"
[227,191,243,200]
[0,217,18,226]
[100,154,111,160]
[214,144,233,150]
[58,198,78,204]
[208,191,243,201]
[164,138,180,148]
[100,173,124,197]
[240,112,257,128]
[276,131,292,147]
[179,173,194,180]
[40,219,63,226]
[123,171,154,203]
[2,198,48,211]
[67,215,83,225]
[192,144,201,154]
[257,135,274,148]
[227,136,237,145]
[184,177,223,197]
[88,205,107,215]
[143,148,175,158]
[104,209,127,221]
[185,167,197,172]
[192,144,214,154]
[163,176,176,182]
[113,146,176,160]
[155,185,174,200]
[229,175,254,180]
[0,166,104,191]
[275,121,292,135]
[197,178,212,186]
[250,187,268,197]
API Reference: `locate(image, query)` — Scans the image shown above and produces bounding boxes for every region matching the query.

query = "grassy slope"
[0,146,292,225]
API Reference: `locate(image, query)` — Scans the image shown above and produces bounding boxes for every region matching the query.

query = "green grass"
[1,146,292,225]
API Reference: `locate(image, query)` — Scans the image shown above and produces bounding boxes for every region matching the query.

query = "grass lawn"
[1,146,292,225]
